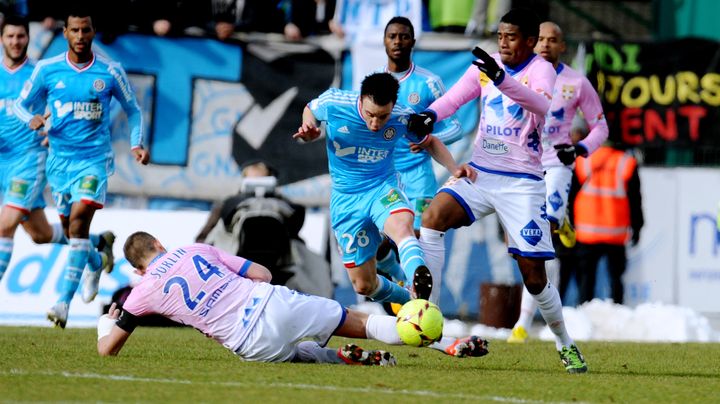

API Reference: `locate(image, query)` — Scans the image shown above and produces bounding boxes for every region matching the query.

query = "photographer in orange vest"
[570,141,644,304]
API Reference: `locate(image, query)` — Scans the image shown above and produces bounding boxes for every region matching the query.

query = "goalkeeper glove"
[471,47,505,84]
[407,111,436,141]
[554,143,587,165]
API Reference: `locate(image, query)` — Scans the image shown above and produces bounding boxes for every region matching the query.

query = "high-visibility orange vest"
[574,146,637,245]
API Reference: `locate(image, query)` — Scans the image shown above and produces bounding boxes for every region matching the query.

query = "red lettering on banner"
[645,109,677,142]
[678,105,706,141]
[620,108,644,145]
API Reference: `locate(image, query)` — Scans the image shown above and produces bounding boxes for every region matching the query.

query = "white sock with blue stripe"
[368,274,410,304]
[0,238,13,281]
[418,227,445,305]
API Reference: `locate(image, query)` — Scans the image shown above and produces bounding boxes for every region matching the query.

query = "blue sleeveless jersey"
[14,52,144,159]
[0,58,44,160]
[308,88,418,193]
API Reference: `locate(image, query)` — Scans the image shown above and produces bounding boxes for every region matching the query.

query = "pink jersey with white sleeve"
[429,53,555,178]
[541,63,608,168]
[122,244,273,352]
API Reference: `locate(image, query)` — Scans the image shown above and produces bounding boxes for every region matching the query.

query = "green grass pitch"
[2,326,718,403]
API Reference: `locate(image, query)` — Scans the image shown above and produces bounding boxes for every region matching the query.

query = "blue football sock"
[368,274,410,304]
[397,237,426,282]
[376,249,406,283]
[0,238,13,281]
[89,233,100,248]
[87,249,102,272]
[58,238,91,304]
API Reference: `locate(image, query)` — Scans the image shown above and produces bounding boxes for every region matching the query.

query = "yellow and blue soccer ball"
[395,299,443,347]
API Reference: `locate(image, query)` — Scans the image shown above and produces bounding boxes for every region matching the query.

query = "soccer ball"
[395,299,443,347]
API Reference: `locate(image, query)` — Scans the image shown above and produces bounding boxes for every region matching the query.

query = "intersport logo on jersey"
[54,100,102,120]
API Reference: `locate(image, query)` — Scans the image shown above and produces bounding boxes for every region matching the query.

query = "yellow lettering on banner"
[621,76,650,108]
[605,75,625,104]
[700,73,720,106]
[649,75,675,106]
[676,72,700,104]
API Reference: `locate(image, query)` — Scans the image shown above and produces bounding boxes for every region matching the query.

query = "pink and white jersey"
[541,63,608,168]
[122,244,273,352]
[429,53,555,179]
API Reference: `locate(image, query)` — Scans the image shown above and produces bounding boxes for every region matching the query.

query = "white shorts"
[235,285,345,362]
[440,168,555,259]
[543,165,573,225]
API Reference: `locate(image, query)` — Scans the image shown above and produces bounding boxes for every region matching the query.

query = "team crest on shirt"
[407,92,420,105]
[93,79,106,92]
[561,85,575,100]
[383,127,396,140]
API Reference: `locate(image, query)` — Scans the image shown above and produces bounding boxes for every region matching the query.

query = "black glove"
[554,144,577,165]
[471,47,505,84]
[407,111,436,140]
[631,229,640,247]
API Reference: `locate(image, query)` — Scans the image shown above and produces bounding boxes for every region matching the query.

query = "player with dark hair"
[13,8,150,328]
[508,21,609,343]
[374,16,462,302]
[408,9,588,373]
[293,72,474,307]
[98,231,413,365]
[0,15,114,289]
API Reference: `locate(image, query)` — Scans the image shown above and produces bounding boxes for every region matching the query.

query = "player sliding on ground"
[96,231,489,365]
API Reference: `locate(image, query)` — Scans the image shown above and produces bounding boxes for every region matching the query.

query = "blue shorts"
[0,149,48,213]
[398,161,437,230]
[331,179,413,268]
[46,152,114,217]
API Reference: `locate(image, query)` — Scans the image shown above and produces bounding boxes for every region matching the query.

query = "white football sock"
[295,341,343,364]
[365,314,402,345]
[419,227,445,305]
[533,281,573,350]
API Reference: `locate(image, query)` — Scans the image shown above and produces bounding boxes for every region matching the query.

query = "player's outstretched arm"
[421,136,477,182]
[97,303,133,356]
[293,106,322,142]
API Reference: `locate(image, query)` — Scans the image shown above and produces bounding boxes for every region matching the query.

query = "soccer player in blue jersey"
[0,15,115,293]
[374,17,463,303]
[13,8,149,329]
[293,72,474,305]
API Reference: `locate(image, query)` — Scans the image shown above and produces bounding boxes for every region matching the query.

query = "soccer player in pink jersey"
[407,9,587,373]
[508,21,608,344]
[96,232,488,364]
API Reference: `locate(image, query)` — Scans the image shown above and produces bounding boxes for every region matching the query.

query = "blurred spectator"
[284,0,335,41]
[570,141,644,304]
[210,0,286,41]
[128,0,210,37]
[428,0,474,33]
[465,0,548,36]
[330,0,423,90]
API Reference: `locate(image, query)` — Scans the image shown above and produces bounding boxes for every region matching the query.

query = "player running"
[13,7,149,328]
[294,72,474,305]
[508,21,608,344]
[409,9,588,373]
[0,15,114,287]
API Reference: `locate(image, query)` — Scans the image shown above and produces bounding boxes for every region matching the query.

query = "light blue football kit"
[308,88,426,304]
[13,52,144,305]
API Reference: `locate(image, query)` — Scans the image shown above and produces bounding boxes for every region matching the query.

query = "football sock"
[365,314,402,345]
[368,274,410,304]
[376,249,405,283]
[295,341,343,364]
[419,227,445,304]
[0,238,13,281]
[429,336,456,352]
[87,249,103,273]
[89,233,100,248]
[397,236,425,284]
[58,238,91,304]
[515,258,561,330]
[50,223,68,245]
[533,281,573,350]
